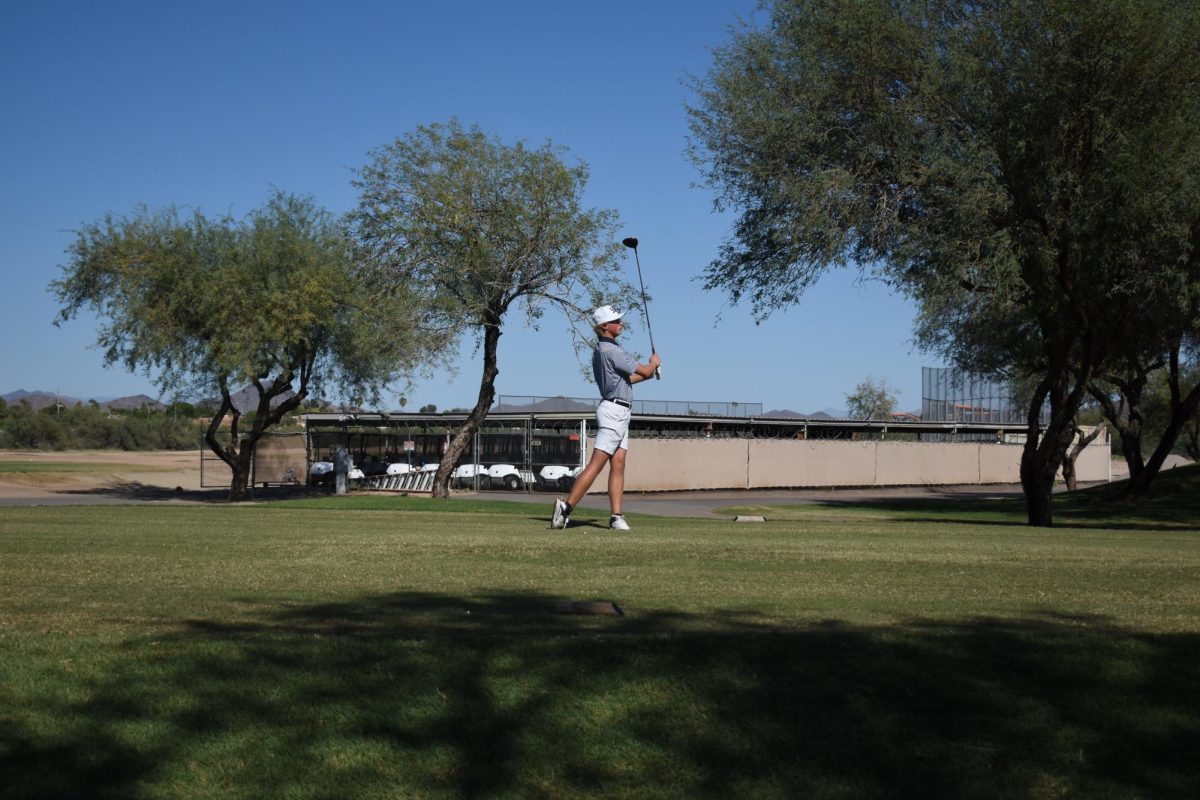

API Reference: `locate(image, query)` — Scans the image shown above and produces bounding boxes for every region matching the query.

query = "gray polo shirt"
[592,337,638,404]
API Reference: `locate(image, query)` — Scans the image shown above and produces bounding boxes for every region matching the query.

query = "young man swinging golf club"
[551,305,662,531]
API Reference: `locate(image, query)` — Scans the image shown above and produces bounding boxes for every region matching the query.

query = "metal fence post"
[579,419,587,470]
[525,416,532,493]
[473,430,480,491]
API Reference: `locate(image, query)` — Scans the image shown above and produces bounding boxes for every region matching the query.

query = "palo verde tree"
[352,120,635,498]
[845,376,897,422]
[689,0,1200,525]
[53,191,442,501]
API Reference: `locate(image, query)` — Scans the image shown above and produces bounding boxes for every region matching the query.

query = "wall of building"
[587,436,1111,493]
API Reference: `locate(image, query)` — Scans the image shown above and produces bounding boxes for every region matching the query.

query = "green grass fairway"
[2,496,1199,798]
[716,464,1200,531]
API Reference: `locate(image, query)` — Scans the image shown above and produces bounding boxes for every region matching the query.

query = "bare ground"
[0,449,228,505]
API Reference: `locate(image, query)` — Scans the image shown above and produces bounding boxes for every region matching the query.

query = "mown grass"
[278,492,608,518]
[1,495,1198,799]
[716,463,1200,531]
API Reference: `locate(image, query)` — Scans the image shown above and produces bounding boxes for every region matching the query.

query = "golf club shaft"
[630,248,661,380]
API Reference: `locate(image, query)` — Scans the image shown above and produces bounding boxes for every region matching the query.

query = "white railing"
[359,470,436,493]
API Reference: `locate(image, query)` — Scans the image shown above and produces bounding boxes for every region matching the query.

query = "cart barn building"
[277,395,1110,493]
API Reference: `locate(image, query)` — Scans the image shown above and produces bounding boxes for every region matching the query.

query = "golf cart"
[485,463,536,490]
[451,463,487,489]
[538,464,583,491]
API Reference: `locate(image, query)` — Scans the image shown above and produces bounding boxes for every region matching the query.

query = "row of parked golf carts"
[309,459,582,491]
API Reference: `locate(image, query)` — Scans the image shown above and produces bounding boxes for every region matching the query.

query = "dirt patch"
[0,449,211,502]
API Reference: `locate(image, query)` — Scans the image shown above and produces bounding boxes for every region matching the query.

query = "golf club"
[622,236,660,380]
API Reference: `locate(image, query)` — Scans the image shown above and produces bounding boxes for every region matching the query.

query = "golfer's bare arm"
[631,354,661,382]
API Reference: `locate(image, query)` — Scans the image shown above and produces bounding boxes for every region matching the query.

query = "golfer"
[552,305,661,530]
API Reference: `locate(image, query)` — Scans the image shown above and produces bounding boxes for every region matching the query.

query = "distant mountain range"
[226,381,297,414]
[759,408,844,420]
[761,408,821,419]
[493,396,596,414]
[1,389,164,411]
[2,384,298,414]
[759,407,922,421]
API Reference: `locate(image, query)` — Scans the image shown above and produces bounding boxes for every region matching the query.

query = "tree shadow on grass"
[3,593,1198,799]
[62,481,313,504]
[811,497,1200,532]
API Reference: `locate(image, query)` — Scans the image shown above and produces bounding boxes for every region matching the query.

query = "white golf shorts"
[594,400,631,455]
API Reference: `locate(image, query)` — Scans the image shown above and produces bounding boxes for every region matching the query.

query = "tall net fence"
[198,430,305,490]
[921,367,1047,425]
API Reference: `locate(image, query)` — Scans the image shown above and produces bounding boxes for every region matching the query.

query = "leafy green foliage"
[845,375,897,421]
[688,0,1200,524]
[354,120,632,338]
[52,191,444,499]
[0,400,195,450]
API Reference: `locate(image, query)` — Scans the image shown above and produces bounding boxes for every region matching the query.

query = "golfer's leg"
[608,447,627,515]
[566,449,610,508]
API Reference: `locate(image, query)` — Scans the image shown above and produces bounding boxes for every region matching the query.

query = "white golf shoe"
[551,499,570,529]
[609,514,631,531]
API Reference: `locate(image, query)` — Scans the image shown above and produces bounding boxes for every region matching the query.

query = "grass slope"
[1,496,1198,799]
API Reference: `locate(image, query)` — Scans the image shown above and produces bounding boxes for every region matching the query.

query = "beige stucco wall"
[1063,441,1111,482]
[978,443,1022,484]
[874,442,982,486]
[587,438,749,492]
[584,435,1110,492]
[747,440,877,487]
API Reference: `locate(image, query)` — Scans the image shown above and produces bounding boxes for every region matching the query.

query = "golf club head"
[622,237,638,249]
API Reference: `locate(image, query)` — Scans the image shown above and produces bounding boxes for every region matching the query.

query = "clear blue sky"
[0,0,940,415]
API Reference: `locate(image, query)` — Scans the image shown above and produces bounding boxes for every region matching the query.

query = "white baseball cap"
[591,305,625,326]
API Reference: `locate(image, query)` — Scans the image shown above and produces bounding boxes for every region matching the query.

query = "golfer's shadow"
[537,516,608,529]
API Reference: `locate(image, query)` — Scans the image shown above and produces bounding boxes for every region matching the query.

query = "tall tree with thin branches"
[53,191,442,500]
[689,0,1200,525]
[352,120,637,497]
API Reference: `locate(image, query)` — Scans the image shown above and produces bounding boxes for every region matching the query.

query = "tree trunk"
[204,368,310,502]
[1020,380,1054,526]
[229,447,254,502]
[1021,364,1090,527]
[1127,346,1200,497]
[432,322,502,498]
[1020,430,1063,527]
[1060,450,1076,493]
[1020,453,1055,527]
[203,380,245,501]
[1088,365,1153,486]
[1061,423,1104,492]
